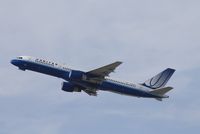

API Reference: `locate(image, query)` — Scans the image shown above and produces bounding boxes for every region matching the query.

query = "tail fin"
[142,68,175,89]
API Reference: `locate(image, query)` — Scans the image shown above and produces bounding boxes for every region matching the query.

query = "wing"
[87,61,122,78]
[74,61,122,95]
[83,89,98,96]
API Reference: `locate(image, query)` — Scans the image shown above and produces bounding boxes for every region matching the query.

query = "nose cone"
[11,59,19,66]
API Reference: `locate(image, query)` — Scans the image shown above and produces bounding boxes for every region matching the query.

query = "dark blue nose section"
[11,59,20,66]
[11,59,26,71]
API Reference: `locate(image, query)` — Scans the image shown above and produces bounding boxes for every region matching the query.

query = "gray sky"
[1,0,200,134]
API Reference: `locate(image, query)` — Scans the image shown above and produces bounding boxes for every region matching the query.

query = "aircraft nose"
[11,59,19,66]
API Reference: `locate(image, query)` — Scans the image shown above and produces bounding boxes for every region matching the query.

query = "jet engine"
[61,82,81,92]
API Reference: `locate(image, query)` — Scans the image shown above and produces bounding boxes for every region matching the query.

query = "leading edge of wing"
[87,61,123,78]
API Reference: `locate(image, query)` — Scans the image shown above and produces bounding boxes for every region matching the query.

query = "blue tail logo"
[142,68,175,89]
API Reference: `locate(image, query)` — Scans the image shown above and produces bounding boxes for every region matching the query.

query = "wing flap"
[83,89,98,96]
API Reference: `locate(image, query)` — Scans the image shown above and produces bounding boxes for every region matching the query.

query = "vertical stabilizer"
[142,68,175,89]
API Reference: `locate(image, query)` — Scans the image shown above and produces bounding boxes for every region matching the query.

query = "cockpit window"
[17,57,23,59]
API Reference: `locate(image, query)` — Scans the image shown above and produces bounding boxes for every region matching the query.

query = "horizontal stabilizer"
[150,87,173,96]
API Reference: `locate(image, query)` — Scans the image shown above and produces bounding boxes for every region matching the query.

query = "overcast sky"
[1,0,200,134]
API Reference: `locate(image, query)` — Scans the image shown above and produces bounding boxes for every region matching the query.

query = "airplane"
[11,56,175,101]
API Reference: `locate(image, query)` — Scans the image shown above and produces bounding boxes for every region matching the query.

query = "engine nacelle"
[61,82,81,92]
[69,70,87,80]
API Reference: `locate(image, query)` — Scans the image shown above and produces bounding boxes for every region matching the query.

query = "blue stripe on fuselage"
[12,59,70,79]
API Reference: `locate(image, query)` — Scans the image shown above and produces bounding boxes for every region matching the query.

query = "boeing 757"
[11,56,175,101]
